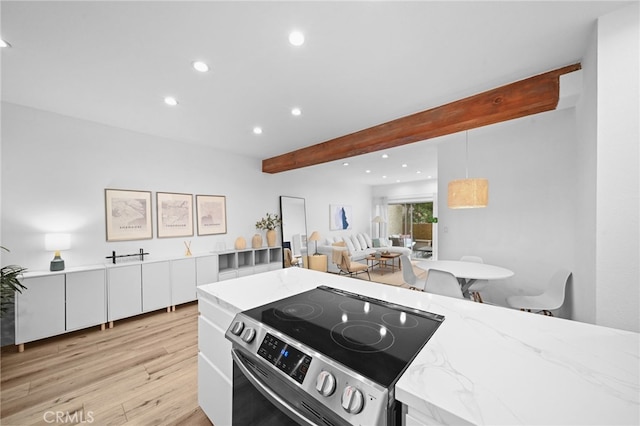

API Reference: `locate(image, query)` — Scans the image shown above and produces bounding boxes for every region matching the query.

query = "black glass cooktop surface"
[242,285,444,388]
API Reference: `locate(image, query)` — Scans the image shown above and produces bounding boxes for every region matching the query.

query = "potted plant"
[1,247,27,318]
[255,213,282,247]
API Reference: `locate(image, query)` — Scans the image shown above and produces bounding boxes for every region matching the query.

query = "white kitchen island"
[197,267,639,426]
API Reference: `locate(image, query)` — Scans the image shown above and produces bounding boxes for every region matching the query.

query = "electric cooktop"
[242,285,444,388]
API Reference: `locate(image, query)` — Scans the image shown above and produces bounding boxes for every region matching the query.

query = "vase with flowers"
[255,213,282,247]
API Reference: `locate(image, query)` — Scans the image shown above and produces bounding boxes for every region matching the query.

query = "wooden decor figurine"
[184,241,192,256]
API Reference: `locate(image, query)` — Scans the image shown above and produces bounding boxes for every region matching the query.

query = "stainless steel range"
[225,286,444,426]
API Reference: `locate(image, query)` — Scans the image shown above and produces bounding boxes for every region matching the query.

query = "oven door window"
[233,361,299,426]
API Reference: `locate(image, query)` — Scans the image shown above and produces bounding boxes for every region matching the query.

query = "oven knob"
[315,371,336,397]
[341,386,364,414]
[230,321,244,336]
[240,327,256,343]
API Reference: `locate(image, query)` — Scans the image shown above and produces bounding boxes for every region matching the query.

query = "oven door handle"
[231,349,318,426]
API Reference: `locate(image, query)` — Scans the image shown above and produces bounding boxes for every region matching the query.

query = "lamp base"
[50,255,65,271]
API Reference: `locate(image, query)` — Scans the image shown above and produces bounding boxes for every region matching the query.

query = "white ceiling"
[1,1,630,185]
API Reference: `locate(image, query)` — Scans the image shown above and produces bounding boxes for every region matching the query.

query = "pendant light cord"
[465,131,469,179]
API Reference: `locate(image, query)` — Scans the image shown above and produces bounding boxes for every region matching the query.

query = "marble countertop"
[197,268,639,425]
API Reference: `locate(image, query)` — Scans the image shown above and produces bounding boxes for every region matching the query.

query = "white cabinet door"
[15,275,65,344]
[107,265,142,321]
[142,261,171,312]
[171,258,196,305]
[196,255,218,286]
[66,269,106,331]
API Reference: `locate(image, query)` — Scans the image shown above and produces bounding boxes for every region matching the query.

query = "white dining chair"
[400,255,426,291]
[424,269,464,299]
[506,269,572,316]
[460,255,487,302]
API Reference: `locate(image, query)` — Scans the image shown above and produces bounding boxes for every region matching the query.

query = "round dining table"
[416,260,514,297]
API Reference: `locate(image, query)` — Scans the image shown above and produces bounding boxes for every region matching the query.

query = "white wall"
[0,103,372,271]
[595,3,639,331]
[437,109,579,318]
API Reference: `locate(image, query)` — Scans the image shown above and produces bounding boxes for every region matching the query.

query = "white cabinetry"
[171,258,196,307]
[196,255,218,286]
[107,265,142,323]
[66,269,106,331]
[142,261,171,313]
[198,295,234,426]
[216,247,282,280]
[14,249,281,351]
[16,267,107,351]
[15,274,65,346]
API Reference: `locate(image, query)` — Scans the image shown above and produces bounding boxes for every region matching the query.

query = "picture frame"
[196,195,227,235]
[156,192,194,238]
[105,188,153,241]
[330,204,353,230]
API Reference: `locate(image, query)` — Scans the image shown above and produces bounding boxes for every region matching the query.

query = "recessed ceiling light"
[164,96,178,106]
[291,107,302,116]
[396,180,401,183]
[416,170,422,174]
[365,170,371,174]
[382,175,387,179]
[289,31,305,46]
[343,162,349,166]
[427,175,433,179]
[402,164,408,168]
[253,127,263,135]
[381,154,389,159]
[0,39,11,48]
[192,61,209,72]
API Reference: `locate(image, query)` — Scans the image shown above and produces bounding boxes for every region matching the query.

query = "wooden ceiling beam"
[262,63,581,174]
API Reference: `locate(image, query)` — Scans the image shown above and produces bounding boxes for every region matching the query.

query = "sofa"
[316,232,412,273]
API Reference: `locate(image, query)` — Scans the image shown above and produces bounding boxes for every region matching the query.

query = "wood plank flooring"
[0,302,214,426]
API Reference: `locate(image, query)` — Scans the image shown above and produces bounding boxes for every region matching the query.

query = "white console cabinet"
[16,266,107,352]
[15,249,281,351]
[171,257,197,307]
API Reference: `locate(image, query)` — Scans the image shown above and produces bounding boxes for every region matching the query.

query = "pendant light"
[448,131,489,209]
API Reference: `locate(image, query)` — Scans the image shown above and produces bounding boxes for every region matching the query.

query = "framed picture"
[105,189,153,241]
[330,204,353,230]
[196,195,227,235]
[156,192,194,238]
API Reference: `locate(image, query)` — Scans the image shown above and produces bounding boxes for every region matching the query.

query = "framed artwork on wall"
[330,204,352,230]
[196,195,227,236]
[105,188,153,241]
[156,192,194,238]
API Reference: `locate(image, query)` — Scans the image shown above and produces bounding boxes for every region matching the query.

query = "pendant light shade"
[448,178,489,208]
[448,131,489,209]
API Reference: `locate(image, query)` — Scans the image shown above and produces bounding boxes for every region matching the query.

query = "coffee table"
[366,252,402,275]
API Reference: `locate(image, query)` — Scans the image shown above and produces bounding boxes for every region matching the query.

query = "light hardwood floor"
[1,302,214,426]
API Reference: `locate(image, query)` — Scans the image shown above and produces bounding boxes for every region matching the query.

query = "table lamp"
[45,233,71,271]
[308,231,321,255]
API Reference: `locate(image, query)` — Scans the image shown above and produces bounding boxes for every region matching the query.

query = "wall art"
[330,204,352,230]
[105,189,153,241]
[157,192,194,238]
[196,194,227,235]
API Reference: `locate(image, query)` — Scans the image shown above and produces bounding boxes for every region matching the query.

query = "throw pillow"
[372,238,381,248]
[363,233,373,248]
[342,237,356,254]
[350,235,362,251]
[356,234,368,250]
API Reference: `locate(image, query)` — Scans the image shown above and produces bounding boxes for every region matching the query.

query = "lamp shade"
[308,231,321,242]
[45,233,71,251]
[448,178,489,209]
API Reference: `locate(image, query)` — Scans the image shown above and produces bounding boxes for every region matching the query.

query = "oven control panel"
[257,333,312,384]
